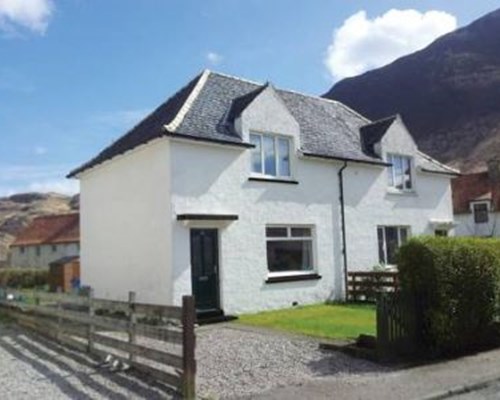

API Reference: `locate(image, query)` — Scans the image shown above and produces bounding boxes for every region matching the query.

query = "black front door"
[190,229,220,311]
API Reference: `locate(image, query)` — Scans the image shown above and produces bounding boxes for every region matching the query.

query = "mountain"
[0,193,79,267]
[324,8,500,172]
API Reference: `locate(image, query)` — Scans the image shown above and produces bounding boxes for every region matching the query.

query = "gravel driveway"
[197,324,387,399]
[0,322,387,399]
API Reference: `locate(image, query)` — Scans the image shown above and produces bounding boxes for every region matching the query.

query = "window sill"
[249,177,299,185]
[265,273,321,284]
[386,188,417,196]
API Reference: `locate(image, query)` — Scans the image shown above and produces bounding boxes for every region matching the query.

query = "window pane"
[474,204,489,223]
[291,227,311,237]
[400,227,409,244]
[377,227,385,264]
[266,227,288,237]
[387,155,394,186]
[263,135,276,176]
[403,157,412,189]
[393,156,404,189]
[278,138,290,177]
[250,134,262,173]
[385,227,399,264]
[267,240,313,272]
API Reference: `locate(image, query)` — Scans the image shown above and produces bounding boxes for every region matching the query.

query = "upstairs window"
[473,202,489,224]
[250,133,291,178]
[387,154,413,190]
[377,226,410,265]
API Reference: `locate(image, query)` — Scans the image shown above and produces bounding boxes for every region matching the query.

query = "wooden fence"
[348,271,399,302]
[376,292,419,360]
[0,289,196,399]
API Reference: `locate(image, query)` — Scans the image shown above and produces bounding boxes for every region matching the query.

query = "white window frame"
[266,225,315,277]
[471,201,490,224]
[387,153,414,192]
[250,131,292,179]
[378,225,411,266]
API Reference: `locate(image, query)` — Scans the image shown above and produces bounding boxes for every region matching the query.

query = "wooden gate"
[376,292,420,360]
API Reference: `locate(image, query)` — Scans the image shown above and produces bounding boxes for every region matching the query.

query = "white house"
[452,159,500,237]
[69,70,457,316]
[9,214,80,269]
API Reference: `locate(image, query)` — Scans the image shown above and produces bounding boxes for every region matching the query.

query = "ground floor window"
[266,226,314,274]
[377,226,410,265]
[435,229,448,237]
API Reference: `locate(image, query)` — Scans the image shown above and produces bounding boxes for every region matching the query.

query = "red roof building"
[11,213,80,247]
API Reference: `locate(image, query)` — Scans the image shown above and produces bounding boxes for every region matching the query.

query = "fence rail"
[348,271,399,302]
[0,289,196,399]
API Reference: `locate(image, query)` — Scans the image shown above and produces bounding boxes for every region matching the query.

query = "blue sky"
[0,0,498,196]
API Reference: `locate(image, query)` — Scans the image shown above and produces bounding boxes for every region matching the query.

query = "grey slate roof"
[360,116,398,157]
[68,70,457,177]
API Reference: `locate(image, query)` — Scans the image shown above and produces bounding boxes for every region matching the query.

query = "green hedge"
[0,268,49,289]
[398,236,500,354]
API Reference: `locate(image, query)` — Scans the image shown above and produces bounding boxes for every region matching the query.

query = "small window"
[435,229,448,237]
[35,246,41,257]
[52,245,57,252]
[473,203,489,224]
[250,132,291,178]
[20,246,25,254]
[387,154,413,190]
[378,226,410,265]
[266,226,314,273]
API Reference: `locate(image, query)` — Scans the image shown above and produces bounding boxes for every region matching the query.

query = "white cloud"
[206,51,223,66]
[0,164,78,197]
[0,0,54,36]
[325,9,457,80]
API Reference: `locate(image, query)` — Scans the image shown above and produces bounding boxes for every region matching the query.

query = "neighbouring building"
[452,159,500,237]
[9,213,80,269]
[69,70,457,315]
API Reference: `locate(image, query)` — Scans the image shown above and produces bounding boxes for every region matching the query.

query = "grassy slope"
[237,303,376,340]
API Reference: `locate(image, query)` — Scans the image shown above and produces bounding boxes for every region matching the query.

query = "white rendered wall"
[343,165,454,271]
[79,140,172,304]
[9,243,79,269]
[170,140,341,314]
[454,212,500,237]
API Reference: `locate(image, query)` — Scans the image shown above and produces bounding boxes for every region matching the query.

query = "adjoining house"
[68,70,458,315]
[452,159,500,237]
[9,213,80,269]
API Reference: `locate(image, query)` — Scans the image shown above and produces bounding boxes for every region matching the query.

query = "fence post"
[87,287,95,354]
[128,291,137,363]
[56,287,62,343]
[376,293,388,360]
[182,295,196,400]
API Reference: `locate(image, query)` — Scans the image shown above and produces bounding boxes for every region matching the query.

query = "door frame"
[189,228,221,312]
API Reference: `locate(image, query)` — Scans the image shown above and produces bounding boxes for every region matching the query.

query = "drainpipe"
[338,162,349,301]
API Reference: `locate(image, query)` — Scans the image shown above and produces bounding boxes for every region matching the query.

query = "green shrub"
[398,236,500,354]
[0,268,49,289]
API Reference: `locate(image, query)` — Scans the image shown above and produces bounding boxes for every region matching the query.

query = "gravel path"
[0,322,387,399]
[197,324,388,399]
[0,323,178,399]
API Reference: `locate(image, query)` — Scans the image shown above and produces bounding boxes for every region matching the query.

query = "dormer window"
[250,133,291,178]
[387,154,413,190]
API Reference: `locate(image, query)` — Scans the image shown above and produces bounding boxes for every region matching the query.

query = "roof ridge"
[208,70,371,122]
[164,69,211,132]
[362,115,398,127]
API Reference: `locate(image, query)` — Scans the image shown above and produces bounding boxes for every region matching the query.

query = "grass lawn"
[237,303,376,340]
